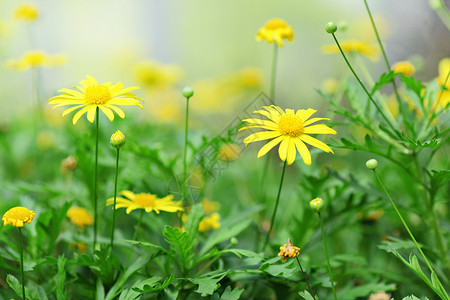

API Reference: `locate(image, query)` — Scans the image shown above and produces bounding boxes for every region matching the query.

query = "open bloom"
[106,191,183,214]
[391,60,415,77]
[240,105,336,165]
[66,207,93,230]
[49,75,143,125]
[6,50,66,70]
[198,213,221,232]
[256,18,294,47]
[2,207,35,227]
[13,3,39,21]
[278,238,300,262]
[322,39,379,61]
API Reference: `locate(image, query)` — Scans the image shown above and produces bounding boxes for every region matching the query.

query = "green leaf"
[259,258,297,279]
[132,275,174,293]
[428,170,450,190]
[123,240,170,255]
[337,282,396,298]
[220,286,244,300]
[430,271,441,291]
[184,203,204,244]
[220,249,262,259]
[402,75,424,98]
[298,290,316,300]
[163,225,194,271]
[35,286,49,300]
[6,274,30,299]
[118,288,140,300]
[371,71,399,95]
[56,255,67,300]
[105,255,149,300]
[402,296,429,300]
[96,279,105,300]
[189,272,227,296]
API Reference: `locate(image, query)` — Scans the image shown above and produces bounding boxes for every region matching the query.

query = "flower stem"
[372,170,450,299]
[110,148,120,249]
[93,107,99,249]
[330,33,400,138]
[132,210,144,241]
[363,0,404,114]
[182,97,191,205]
[263,160,287,250]
[269,43,279,103]
[319,213,337,300]
[18,227,25,300]
[295,256,315,299]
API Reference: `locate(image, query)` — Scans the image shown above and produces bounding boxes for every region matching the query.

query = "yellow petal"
[253,109,281,122]
[294,138,311,165]
[300,134,333,153]
[303,124,337,135]
[242,118,277,128]
[257,136,284,158]
[296,109,316,122]
[99,105,114,122]
[120,190,136,200]
[62,105,85,117]
[278,137,289,162]
[87,106,97,123]
[243,131,281,145]
[72,106,90,125]
[286,138,296,165]
[105,104,125,118]
[303,117,330,127]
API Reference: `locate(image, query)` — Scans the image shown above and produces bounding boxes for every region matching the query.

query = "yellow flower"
[278,238,300,262]
[110,130,125,149]
[133,60,181,88]
[434,57,450,110]
[217,143,241,161]
[240,105,336,165]
[256,18,294,47]
[198,213,220,232]
[106,191,183,214]
[66,207,93,230]
[2,207,35,227]
[6,50,66,70]
[391,61,415,77]
[201,198,220,215]
[48,75,143,125]
[322,40,379,60]
[321,78,339,95]
[13,3,39,21]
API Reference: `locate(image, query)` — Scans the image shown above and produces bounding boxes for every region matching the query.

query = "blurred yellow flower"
[198,213,220,232]
[217,143,241,161]
[49,75,143,125]
[434,57,450,110]
[321,78,339,95]
[2,207,35,227]
[201,198,220,215]
[69,242,87,253]
[278,238,300,262]
[106,191,183,214]
[236,68,263,88]
[6,50,66,70]
[133,60,181,88]
[391,61,415,77]
[256,18,294,47]
[322,40,379,60]
[241,105,336,165]
[13,3,39,21]
[67,207,93,230]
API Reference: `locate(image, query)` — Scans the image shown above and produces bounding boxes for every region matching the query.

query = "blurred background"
[0,0,449,130]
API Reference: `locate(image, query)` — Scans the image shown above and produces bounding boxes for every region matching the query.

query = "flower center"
[133,193,157,207]
[278,114,304,137]
[84,84,111,104]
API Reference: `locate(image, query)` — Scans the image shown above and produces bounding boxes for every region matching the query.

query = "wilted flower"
[2,207,35,227]
[256,18,294,47]
[106,191,183,214]
[61,156,77,174]
[278,238,300,262]
[368,291,391,300]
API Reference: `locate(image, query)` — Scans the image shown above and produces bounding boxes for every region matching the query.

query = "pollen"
[277,114,304,137]
[133,193,157,207]
[84,84,112,104]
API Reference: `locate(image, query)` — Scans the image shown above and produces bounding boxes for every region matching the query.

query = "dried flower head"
[2,207,35,227]
[61,156,77,174]
[256,18,294,47]
[368,291,391,300]
[278,238,300,262]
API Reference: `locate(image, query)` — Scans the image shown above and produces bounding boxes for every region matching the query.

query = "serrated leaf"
[163,225,194,271]
[118,288,140,300]
[402,76,424,98]
[56,255,67,300]
[132,275,173,293]
[123,240,170,255]
[220,286,244,300]
[259,258,297,278]
[371,71,399,95]
[189,272,227,296]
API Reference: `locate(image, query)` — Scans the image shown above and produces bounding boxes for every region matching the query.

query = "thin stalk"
[319,213,337,300]
[372,170,450,299]
[263,160,287,250]
[132,210,144,241]
[331,33,400,138]
[295,257,315,299]
[363,0,404,114]
[93,107,99,249]
[269,43,279,102]
[110,148,120,249]
[18,228,25,300]
[182,97,192,205]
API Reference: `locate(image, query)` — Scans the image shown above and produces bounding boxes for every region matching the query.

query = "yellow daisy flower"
[198,213,220,232]
[434,57,450,110]
[13,3,39,21]
[240,105,336,165]
[6,50,66,70]
[2,207,35,227]
[278,238,300,262]
[256,18,294,47]
[66,207,93,230]
[391,60,415,77]
[322,39,379,60]
[48,75,143,125]
[106,191,183,215]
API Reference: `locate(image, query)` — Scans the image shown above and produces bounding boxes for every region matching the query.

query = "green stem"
[363,0,404,119]
[319,213,337,300]
[132,210,144,241]
[18,228,25,300]
[93,107,99,249]
[331,33,400,138]
[263,160,287,251]
[373,170,450,299]
[269,43,279,102]
[295,256,315,299]
[110,148,120,249]
[182,96,192,205]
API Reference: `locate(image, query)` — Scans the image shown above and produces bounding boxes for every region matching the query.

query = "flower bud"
[110,130,125,149]
[182,87,194,99]
[326,22,337,34]
[310,198,324,213]
[366,159,378,170]
[230,237,238,246]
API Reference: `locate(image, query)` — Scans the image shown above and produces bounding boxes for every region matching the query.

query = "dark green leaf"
[163,226,194,271]
[189,272,227,296]
[220,286,244,300]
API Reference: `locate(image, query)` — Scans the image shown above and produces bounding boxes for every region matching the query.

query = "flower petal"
[87,106,97,123]
[300,134,333,153]
[286,138,297,165]
[296,109,317,122]
[303,124,337,135]
[303,117,330,127]
[244,131,281,145]
[257,136,284,158]
[278,137,289,162]
[72,106,91,125]
[120,190,136,200]
[242,118,277,128]
[294,138,311,165]
[99,105,115,122]
[105,104,125,118]
[62,105,85,117]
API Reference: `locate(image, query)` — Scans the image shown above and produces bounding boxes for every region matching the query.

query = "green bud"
[326,22,337,34]
[110,130,125,149]
[366,159,378,170]
[230,237,238,245]
[310,198,324,213]
[337,20,348,32]
[182,87,194,99]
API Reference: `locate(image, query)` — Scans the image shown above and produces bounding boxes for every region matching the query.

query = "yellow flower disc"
[2,207,35,227]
